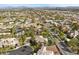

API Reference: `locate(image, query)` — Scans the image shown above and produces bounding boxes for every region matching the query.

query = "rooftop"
[8,46,33,55]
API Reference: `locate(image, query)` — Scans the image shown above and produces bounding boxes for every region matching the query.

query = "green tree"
[41,29,50,37]
[19,35,26,46]
[59,31,65,40]
[25,27,35,39]
[67,38,79,53]
[10,26,16,37]
[72,22,79,30]
[48,39,53,46]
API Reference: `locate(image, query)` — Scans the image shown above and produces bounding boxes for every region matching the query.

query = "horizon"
[0,4,79,8]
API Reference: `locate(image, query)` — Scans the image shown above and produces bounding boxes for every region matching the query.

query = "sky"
[0,4,79,8]
[0,0,79,4]
[0,0,79,7]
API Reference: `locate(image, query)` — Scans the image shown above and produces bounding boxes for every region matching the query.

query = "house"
[0,38,19,48]
[45,20,53,24]
[0,23,3,25]
[65,38,70,42]
[25,19,32,24]
[15,27,25,36]
[56,42,75,55]
[35,36,48,43]
[0,32,11,35]
[8,46,33,55]
[9,21,14,25]
[70,31,79,38]
[37,45,60,55]
[24,37,32,46]
[74,30,79,38]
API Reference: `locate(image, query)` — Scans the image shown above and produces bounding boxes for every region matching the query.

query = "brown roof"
[46,45,61,55]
